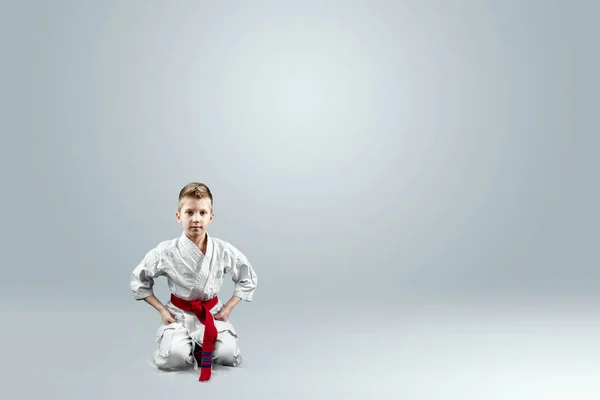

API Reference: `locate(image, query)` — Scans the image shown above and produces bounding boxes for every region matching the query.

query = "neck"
[187,232,207,250]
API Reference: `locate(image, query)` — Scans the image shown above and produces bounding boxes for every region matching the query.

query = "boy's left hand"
[215,306,231,322]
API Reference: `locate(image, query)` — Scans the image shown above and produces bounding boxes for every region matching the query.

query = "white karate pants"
[153,322,243,370]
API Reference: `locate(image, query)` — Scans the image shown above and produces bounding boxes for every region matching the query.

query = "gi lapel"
[180,232,214,297]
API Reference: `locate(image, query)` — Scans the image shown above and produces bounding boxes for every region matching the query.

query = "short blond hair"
[178,182,213,211]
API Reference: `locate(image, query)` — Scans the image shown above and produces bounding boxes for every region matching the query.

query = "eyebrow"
[184,208,208,212]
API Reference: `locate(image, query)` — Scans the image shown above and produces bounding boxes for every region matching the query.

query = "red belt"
[170,293,219,382]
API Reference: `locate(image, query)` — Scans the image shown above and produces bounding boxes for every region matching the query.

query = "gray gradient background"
[2,0,599,398]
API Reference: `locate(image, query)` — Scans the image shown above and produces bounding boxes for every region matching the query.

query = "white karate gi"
[130,232,257,370]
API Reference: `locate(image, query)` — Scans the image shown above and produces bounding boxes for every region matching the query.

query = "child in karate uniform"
[130,182,258,381]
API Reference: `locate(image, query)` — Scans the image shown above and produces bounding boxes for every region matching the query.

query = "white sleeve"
[230,252,258,302]
[130,249,163,300]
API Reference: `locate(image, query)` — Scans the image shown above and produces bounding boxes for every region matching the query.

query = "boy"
[130,182,258,382]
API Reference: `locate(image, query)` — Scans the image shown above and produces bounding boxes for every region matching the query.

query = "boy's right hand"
[160,309,177,325]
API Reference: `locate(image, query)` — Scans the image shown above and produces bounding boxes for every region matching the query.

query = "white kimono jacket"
[130,231,258,344]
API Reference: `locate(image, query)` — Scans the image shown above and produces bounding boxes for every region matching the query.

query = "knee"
[154,325,194,370]
[160,341,194,370]
[213,331,243,367]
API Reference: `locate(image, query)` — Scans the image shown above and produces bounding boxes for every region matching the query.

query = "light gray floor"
[4,301,600,399]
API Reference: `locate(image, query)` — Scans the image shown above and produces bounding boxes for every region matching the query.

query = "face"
[176,197,214,239]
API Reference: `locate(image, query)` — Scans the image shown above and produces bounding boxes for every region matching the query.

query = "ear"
[175,211,181,223]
